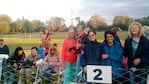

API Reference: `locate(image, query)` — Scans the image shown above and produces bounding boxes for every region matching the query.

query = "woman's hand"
[102,54,108,59]
[133,58,141,66]
[13,63,18,67]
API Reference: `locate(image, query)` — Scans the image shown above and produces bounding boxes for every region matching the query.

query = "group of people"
[61,22,149,84]
[0,29,61,84]
[0,21,149,84]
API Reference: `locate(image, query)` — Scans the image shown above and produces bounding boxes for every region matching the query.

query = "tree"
[30,20,45,32]
[135,16,149,26]
[10,22,16,32]
[0,14,11,33]
[75,17,87,28]
[15,18,25,32]
[113,16,133,31]
[24,20,32,33]
[88,14,107,30]
[46,17,65,32]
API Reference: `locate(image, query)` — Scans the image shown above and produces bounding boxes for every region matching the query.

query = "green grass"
[0,31,128,55]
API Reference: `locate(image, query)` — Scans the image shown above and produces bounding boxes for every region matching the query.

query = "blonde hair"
[143,26,149,33]
[48,47,58,57]
[67,28,75,38]
[128,22,144,37]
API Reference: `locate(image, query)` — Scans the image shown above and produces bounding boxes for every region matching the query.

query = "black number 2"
[93,69,102,80]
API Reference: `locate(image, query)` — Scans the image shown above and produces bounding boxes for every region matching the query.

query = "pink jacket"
[61,38,79,63]
[43,54,61,72]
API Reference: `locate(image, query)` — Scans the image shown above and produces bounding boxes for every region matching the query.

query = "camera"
[69,47,77,51]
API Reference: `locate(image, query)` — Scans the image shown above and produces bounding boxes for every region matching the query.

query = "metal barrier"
[0,64,148,84]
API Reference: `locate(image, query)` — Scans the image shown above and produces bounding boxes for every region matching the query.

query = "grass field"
[0,31,128,55]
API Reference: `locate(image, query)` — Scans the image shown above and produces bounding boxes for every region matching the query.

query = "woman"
[43,47,61,73]
[36,47,61,83]
[61,28,80,84]
[3,47,25,84]
[80,30,106,84]
[143,26,149,39]
[111,27,122,44]
[102,31,124,84]
[123,22,149,84]
[41,29,51,56]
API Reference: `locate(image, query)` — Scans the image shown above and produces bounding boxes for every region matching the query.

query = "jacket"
[123,36,149,69]
[102,40,124,78]
[61,38,79,63]
[81,41,105,67]
[0,44,9,55]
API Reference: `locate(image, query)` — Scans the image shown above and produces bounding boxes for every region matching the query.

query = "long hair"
[44,29,50,40]
[12,47,25,58]
[48,47,58,57]
[128,22,144,38]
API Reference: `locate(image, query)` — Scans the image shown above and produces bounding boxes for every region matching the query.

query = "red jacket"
[61,38,79,63]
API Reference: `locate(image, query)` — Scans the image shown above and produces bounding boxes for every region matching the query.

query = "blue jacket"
[38,47,45,58]
[81,41,105,67]
[0,44,9,55]
[102,41,124,78]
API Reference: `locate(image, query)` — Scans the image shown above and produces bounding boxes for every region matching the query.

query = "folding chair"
[33,58,44,84]
[0,54,9,81]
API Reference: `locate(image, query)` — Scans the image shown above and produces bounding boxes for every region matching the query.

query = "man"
[0,39,9,55]
[0,39,9,84]
[19,47,41,84]
[76,26,90,81]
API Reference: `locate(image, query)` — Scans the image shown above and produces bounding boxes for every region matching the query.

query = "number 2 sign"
[87,65,112,83]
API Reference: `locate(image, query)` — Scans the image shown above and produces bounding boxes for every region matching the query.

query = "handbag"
[122,57,128,68]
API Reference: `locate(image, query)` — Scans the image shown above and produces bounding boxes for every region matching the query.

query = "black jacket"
[81,41,105,67]
[123,36,149,69]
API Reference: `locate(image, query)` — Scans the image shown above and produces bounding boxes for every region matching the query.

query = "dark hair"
[31,47,38,51]
[111,27,121,35]
[104,30,115,40]
[12,47,25,58]
[88,30,96,35]
[88,30,97,42]
[43,29,50,40]
[0,39,4,41]
[53,43,57,46]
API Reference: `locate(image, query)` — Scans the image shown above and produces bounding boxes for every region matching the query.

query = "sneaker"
[34,78,42,84]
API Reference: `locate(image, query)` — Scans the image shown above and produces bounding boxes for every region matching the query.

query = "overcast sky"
[0,0,149,25]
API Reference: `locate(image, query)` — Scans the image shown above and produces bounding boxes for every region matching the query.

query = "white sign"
[87,65,112,83]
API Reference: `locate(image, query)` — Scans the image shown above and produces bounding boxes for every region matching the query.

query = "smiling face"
[106,34,114,44]
[128,22,143,38]
[88,31,96,42]
[130,24,140,36]
[31,48,38,56]
[68,28,75,39]
[18,50,23,56]
[77,28,84,38]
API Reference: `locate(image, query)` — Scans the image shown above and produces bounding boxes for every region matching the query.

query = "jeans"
[63,62,76,84]
[3,71,15,84]
[19,68,35,84]
[75,54,82,81]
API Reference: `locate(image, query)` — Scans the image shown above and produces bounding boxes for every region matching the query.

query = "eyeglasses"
[89,34,95,37]
[106,36,113,38]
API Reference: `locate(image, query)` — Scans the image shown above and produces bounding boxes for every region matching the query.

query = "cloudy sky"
[0,0,149,25]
